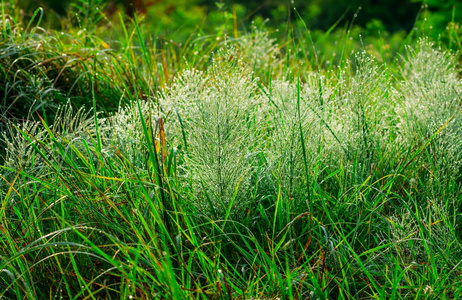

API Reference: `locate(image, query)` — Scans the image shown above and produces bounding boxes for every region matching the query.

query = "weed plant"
[1,2,462,299]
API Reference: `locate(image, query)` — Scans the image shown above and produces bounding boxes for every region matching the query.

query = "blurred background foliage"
[12,0,462,41]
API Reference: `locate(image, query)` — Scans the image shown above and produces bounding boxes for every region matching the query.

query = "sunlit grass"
[1,2,462,299]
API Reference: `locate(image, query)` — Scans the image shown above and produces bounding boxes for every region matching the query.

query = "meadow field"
[1,1,462,299]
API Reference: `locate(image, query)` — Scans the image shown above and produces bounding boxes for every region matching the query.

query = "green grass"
[1,1,462,299]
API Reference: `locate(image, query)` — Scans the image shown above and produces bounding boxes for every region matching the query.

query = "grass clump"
[397,40,462,189]
[162,51,265,220]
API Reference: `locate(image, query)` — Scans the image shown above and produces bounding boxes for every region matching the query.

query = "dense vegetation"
[1,0,462,299]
